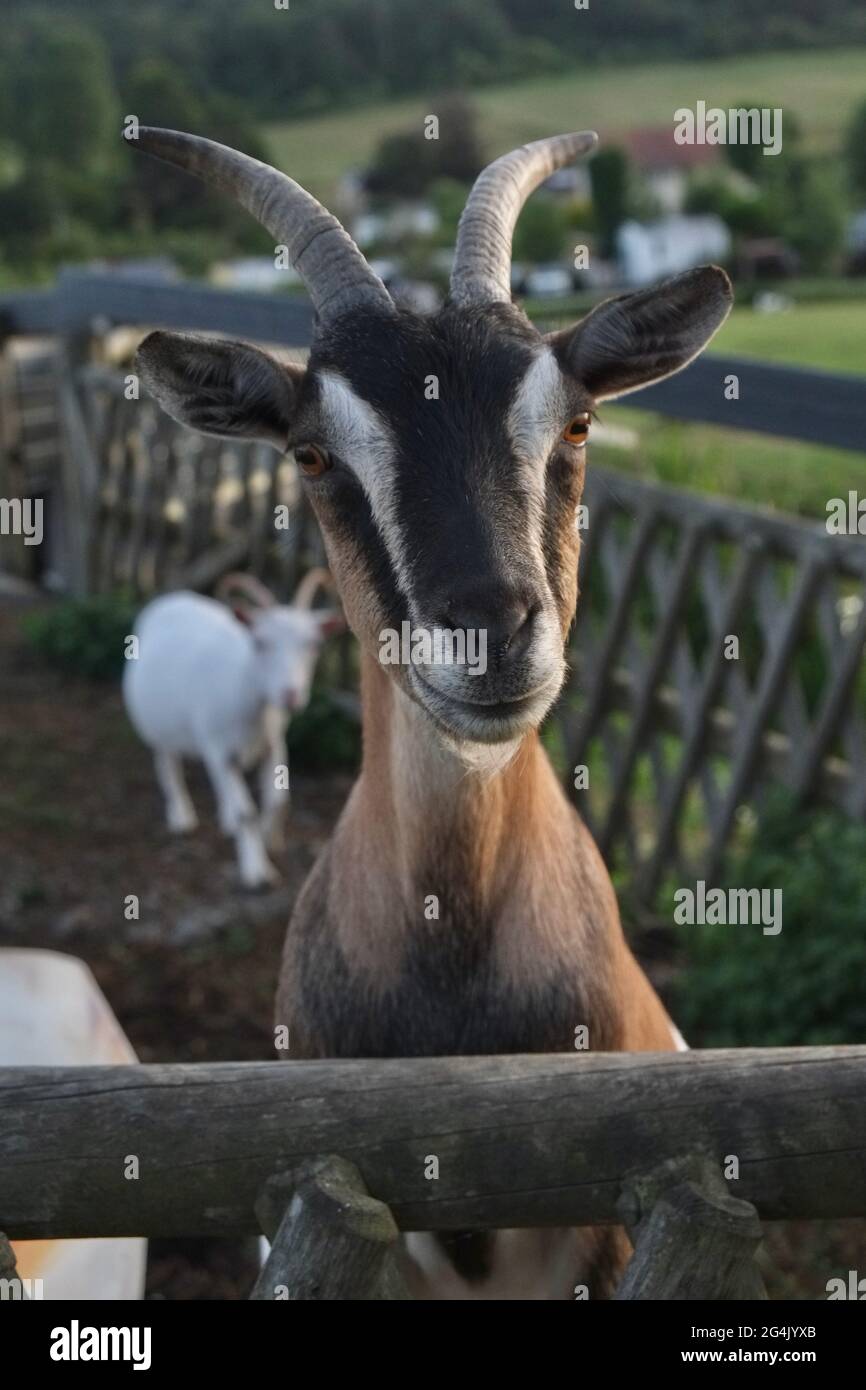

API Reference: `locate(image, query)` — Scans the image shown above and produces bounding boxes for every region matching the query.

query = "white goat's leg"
[259,726,290,854]
[203,751,243,835]
[203,749,280,890]
[154,751,198,833]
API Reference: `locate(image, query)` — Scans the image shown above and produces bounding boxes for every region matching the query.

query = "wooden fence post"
[615,1155,767,1300]
[250,1156,411,1301]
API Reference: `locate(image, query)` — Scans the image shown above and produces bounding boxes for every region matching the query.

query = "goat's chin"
[406,664,564,750]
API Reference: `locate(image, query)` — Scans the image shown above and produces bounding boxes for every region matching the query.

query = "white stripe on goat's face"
[315,370,411,594]
[295,304,591,746]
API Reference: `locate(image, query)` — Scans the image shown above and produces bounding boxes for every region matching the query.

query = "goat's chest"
[283,866,613,1058]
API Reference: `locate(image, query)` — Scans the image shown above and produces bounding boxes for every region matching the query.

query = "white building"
[617,215,732,287]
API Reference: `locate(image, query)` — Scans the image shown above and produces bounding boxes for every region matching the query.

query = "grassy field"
[534,301,866,378]
[266,47,866,203]
[711,302,866,375]
[592,407,865,519]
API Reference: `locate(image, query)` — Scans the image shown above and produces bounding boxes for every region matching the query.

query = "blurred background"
[1,0,865,1298]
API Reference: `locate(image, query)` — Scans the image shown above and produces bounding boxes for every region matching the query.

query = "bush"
[23,594,137,681]
[287,690,361,773]
[674,794,866,1047]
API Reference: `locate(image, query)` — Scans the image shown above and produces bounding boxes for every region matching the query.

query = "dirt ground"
[1,595,861,1300]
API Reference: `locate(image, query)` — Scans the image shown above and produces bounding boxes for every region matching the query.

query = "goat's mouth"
[408,664,563,743]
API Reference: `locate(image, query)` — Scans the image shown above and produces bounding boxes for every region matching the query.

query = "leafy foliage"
[674,795,866,1046]
[23,595,138,681]
[286,691,361,772]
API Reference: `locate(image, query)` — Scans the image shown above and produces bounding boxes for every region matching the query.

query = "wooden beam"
[1,1049,864,1240]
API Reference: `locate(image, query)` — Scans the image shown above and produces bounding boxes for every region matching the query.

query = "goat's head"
[216,570,342,712]
[131,128,732,746]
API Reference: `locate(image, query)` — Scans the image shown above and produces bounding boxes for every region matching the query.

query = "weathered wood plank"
[0,1048,864,1240]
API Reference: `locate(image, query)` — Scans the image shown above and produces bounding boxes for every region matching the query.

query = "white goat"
[123,570,341,889]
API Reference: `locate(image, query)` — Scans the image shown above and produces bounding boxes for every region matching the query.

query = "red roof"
[625,127,719,170]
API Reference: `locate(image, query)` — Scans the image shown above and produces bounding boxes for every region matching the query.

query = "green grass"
[265,47,866,203]
[536,302,866,378]
[710,302,866,376]
[592,409,865,519]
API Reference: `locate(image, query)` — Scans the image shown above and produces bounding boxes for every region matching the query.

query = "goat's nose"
[283,689,300,711]
[442,590,538,667]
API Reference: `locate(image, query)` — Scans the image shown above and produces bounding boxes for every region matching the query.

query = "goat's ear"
[549,266,733,402]
[136,331,304,446]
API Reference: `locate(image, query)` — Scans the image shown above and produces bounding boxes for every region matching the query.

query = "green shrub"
[23,594,137,681]
[674,795,866,1047]
[286,689,361,772]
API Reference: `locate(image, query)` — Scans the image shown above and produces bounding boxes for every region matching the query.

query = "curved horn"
[125,127,394,324]
[450,131,598,307]
[292,567,335,611]
[216,572,276,610]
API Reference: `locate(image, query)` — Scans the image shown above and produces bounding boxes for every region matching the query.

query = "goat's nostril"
[442,595,538,667]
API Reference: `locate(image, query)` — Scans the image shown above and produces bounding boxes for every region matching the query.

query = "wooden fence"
[557,467,866,902]
[58,362,322,599]
[2,1047,864,1299]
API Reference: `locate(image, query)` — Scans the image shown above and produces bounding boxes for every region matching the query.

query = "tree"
[512,198,567,263]
[122,59,271,248]
[13,18,118,173]
[589,148,630,258]
[433,93,484,184]
[366,94,483,199]
[845,99,866,203]
[723,102,801,181]
[780,159,846,272]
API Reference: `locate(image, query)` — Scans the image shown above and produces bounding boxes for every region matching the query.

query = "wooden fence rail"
[1,1048,864,1241]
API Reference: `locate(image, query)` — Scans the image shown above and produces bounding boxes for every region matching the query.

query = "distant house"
[625,126,720,213]
[352,202,439,249]
[617,215,731,287]
[735,238,800,280]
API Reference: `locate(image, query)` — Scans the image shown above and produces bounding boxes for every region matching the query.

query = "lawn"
[710,302,866,376]
[265,47,866,204]
[591,407,865,520]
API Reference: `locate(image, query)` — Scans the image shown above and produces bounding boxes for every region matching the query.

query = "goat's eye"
[295,444,332,477]
[562,414,590,446]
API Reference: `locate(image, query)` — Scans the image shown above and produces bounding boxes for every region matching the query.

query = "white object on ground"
[0,948,146,1300]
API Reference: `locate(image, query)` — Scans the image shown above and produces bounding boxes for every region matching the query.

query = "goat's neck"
[357,652,558,901]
